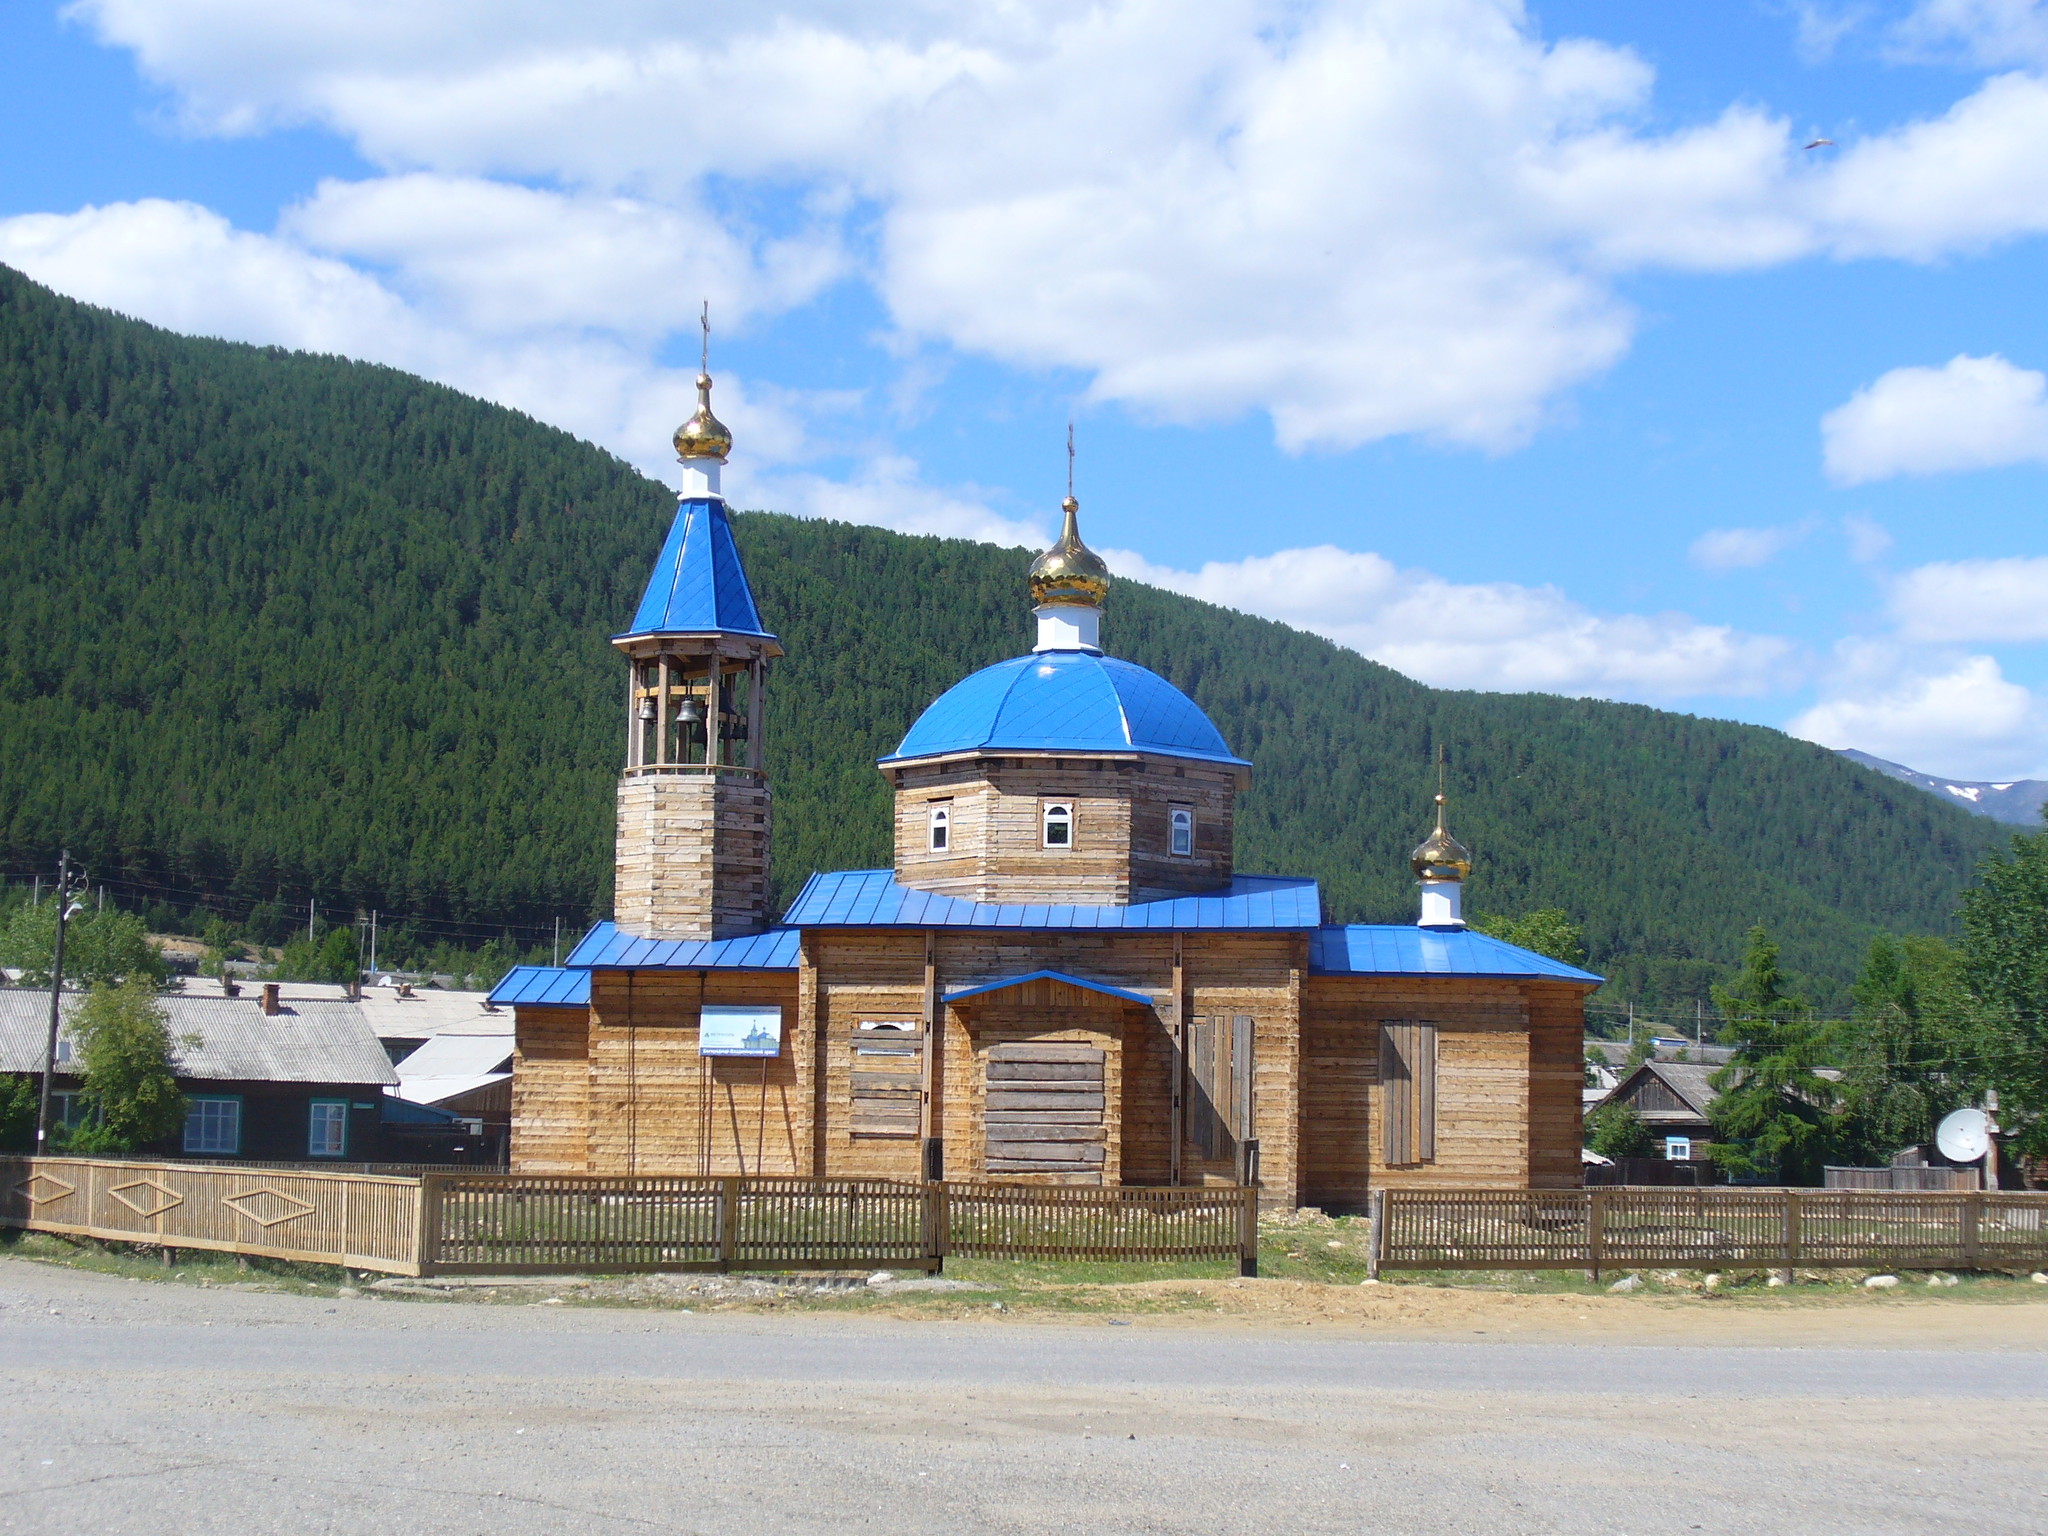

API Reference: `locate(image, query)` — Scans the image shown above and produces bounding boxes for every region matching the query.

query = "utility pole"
[370,910,378,976]
[553,916,561,968]
[36,851,86,1151]
[308,897,316,945]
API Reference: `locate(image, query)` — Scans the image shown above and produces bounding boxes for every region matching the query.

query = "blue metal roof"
[618,497,774,640]
[943,970,1155,1006]
[883,651,1247,766]
[563,922,802,971]
[1307,925,1603,982]
[488,965,592,1006]
[782,870,1320,930]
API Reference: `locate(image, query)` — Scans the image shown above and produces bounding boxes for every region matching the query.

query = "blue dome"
[883,652,1248,766]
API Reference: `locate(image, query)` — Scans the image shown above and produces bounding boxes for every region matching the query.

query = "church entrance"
[984,1041,1107,1179]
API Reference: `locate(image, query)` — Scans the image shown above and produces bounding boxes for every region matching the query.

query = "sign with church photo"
[698,1005,783,1057]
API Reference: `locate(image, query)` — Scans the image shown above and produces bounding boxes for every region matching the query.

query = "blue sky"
[8,1,2048,778]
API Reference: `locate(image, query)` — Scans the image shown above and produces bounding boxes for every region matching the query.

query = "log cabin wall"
[1525,981,1589,1189]
[510,1005,591,1173]
[888,755,1237,904]
[1298,975,1590,1210]
[807,930,929,1180]
[512,969,803,1175]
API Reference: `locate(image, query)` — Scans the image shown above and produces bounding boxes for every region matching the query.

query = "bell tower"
[612,319,781,940]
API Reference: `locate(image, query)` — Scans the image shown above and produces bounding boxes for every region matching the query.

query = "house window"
[52,1091,97,1130]
[1664,1136,1691,1162]
[928,803,950,851]
[184,1096,242,1156]
[1042,801,1074,848]
[1169,805,1195,857]
[309,1099,349,1158]
[1379,1021,1437,1166]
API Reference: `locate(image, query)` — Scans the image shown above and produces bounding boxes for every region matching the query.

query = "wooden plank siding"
[514,931,1587,1208]
[1299,975,1591,1212]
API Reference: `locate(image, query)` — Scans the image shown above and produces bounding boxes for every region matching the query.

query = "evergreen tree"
[1708,926,1838,1183]
[1954,831,2048,1156]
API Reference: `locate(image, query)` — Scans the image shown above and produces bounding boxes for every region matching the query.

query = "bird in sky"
[1804,138,1837,150]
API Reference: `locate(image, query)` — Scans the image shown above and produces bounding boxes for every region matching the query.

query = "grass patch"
[0,1228,350,1294]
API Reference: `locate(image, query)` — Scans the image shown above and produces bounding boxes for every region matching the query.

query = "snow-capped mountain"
[1838,749,2048,826]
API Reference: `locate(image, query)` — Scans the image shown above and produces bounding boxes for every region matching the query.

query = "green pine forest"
[0,265,2009,1008]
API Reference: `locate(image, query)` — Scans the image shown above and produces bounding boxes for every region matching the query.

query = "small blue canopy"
[618,497,774,640]
[883,651,1246,766]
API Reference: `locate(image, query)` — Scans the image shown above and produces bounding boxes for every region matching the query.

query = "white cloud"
[1890,555,2048,641]
[1688,522,1810,574]
[50,0,2048,462]
[1107,543,1798,699]
[1821,353,2048,483]
[1789,641,2048,779]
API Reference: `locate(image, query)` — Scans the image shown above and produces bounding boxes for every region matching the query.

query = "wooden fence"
[0,1156,426,1274]
[1,1159,1257,1277]
[1366,1187,2048,1278]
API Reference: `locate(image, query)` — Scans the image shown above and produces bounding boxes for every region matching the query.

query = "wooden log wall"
[888,755,1239,903]
[512,931,1585,1207]
[1298,975,1592,1212]
[613,770,772,941]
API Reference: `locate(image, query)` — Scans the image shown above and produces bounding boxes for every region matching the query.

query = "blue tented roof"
[1307,925,1603,982]
[781,870,1319,930]
[882,651,1247,766]
[489,965,593,1006]
[942,970,1155,1005]
[563,923,802,971]
[618,497,774,640]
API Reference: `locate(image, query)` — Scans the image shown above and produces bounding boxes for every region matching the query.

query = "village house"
[1,981,396,1160]
[492,367,1602,1208]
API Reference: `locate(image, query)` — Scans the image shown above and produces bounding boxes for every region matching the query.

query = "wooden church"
[492,365,1600,1209]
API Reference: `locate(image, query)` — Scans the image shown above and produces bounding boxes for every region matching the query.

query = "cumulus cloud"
[1106,543,1798,699]
[1688,522,1811,574]
[1821,353,2048,483]
[48,0,2048,460]
[1889,555,2048,641]
[1789,641,2048,779]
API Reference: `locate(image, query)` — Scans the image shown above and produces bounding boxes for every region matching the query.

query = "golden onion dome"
[1028,495,1111,608]
[673,372,733,462]
[1410,793,1472,882]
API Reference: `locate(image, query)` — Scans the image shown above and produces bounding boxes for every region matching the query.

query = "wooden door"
[984,1042,1106,1181]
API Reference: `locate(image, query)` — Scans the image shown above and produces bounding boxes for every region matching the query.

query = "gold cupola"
[673,371,733,464]
[1410,793,1472,882]
[1028,494,1111,609]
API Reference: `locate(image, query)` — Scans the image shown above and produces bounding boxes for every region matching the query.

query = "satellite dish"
[1936,1108,1991,1163]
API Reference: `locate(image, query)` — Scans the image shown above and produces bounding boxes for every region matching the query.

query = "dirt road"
[3,1257,2044,1535]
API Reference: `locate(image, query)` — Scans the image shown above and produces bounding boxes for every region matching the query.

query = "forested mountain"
[0,265,2006,1006]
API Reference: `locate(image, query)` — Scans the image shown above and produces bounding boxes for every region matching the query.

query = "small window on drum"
[1042,801,1074,848]
[928,803,950,851]
[1169,805,1194,857]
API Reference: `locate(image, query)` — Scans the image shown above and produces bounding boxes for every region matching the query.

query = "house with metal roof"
[0,982,397,1161]
[494,377,1600,1208]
